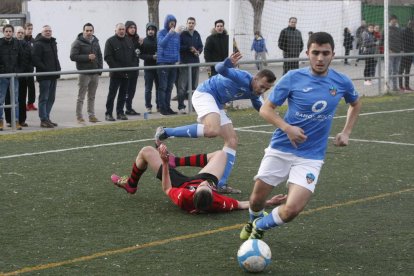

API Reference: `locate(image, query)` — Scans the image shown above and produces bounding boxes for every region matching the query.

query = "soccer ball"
[237,239,272,273]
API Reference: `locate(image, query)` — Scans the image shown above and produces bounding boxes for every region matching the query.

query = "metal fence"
[1,53,414,131]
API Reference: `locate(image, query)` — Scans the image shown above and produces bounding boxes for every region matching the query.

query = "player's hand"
[158,143,169,163]
[230,52,242,66]
[285,125,307,148]
[334,132,349,147]
[266,194,287,206]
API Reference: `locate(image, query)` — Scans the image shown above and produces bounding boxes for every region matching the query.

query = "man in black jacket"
[278,17,304,75]
[104,23,136,121]
[204,19,228,77]
[139,22,159,113]
[32,25,61,128]
[70,22,103,124]
[124,20,142,116]
[0,24,26,131]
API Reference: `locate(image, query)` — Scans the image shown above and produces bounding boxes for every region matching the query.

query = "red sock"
[128,162,146,187]
[174,154,207,168]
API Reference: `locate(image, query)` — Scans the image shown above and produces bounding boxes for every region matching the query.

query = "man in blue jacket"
[157,14,180,115]
[155,52,276,193]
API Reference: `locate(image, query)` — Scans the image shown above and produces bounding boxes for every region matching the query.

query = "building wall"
[25,0,363,72]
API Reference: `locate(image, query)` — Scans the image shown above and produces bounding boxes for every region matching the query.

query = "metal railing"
[1,53,413,131]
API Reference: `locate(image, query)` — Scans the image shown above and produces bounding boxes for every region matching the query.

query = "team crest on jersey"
[329,85,337,96]
[306,173,315,184]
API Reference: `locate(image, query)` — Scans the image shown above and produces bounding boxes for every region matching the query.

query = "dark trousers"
[5,84,27,124]
[399,56,413,88]
[20,76,36,104]
[125,71,139,111]
[157,65,177,112]
[144,69,159,109]
[177,66,199,110]
[106,77,128,116]
[344,48,351,64]
[364,57,376,79]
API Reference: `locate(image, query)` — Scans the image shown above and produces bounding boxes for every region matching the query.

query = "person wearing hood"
[31,25,61,128]
[204,19,229,77]
[157,14,180,116]
[139,22,158,113]
[124,20,142,116]
[278,17,304,75]
[70,23,103,124]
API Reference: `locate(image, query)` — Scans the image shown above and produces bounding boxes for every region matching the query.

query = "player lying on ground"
[155,52,276,194]
[110,144,286,214]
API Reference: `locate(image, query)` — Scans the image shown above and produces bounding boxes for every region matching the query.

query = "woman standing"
[343,27,354,65]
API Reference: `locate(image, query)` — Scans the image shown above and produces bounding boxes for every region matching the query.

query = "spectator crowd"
[1,14,413,131]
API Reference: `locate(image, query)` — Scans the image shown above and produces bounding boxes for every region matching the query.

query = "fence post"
[10,75,17,131]
[187,64,193,114]
[377,56,382,96]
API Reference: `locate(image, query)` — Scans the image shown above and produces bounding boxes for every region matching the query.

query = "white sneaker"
[146,108,152,114]
[364,80,372,86]
[178,109,187,115]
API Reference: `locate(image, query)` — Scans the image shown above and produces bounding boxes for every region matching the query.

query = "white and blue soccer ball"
[237,239,272,273]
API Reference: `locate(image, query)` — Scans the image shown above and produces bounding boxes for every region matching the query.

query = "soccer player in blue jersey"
[155,52,276,194]
[240,32,362,240]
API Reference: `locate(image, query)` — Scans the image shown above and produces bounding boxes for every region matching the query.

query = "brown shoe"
[0,120,3,131]
[16,123,22,130]
[40,120,54,128]
[217,186,242,194]
[89,116,100,123]
[20,122,29,127]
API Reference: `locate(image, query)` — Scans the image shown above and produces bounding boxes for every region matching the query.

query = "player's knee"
[280,204,302,222]
[140,146,155,158]
[203,124,221,137]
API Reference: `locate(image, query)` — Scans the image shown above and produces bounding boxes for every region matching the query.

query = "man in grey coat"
[70,22,103,123]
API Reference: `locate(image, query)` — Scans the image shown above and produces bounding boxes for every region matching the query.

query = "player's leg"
[217,122,238,192]
[111,146,162,194]
[240,148,291,240]
[250,156,323,239]
[198,150,226,177]
[155,91,220,144]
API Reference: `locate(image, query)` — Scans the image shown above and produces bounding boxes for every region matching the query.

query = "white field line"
[0,138,153,160]
[235,108,414,130]
[1,108,413,160]
[236,128,414,146]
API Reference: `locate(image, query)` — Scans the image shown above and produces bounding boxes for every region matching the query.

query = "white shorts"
[192,90,232,126]
[254,147,324,193]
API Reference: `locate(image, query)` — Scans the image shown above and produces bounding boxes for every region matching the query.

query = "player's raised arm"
[158,144,173,194]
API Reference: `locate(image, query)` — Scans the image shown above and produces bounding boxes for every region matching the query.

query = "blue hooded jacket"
[157,14,180,64]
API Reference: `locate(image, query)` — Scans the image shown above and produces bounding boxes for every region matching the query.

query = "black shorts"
[156,165,218,188]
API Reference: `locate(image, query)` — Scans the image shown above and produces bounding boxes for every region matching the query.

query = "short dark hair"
[187,17,196,22]
[193,188,213,211]
[83,22,94,31]
[24,22,33,29]
[389,14,398,21]
[307,32,335,51]
[256,69,276,83]
[3,24,14,32]
[214,19,225,27]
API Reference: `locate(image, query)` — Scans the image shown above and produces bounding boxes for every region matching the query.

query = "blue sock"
[249,208,265,222]
[165,124,200,138]
[218,147,236,188]
[256,207,285,230]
